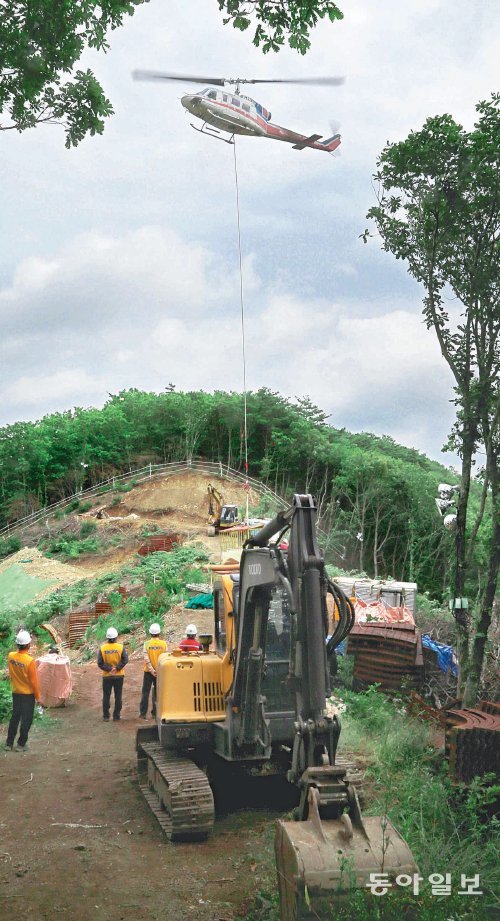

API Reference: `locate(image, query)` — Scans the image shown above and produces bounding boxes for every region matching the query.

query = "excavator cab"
[219,503,240,528]
[207,483,241,535]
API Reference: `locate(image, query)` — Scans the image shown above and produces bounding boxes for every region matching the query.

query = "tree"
[0,2,149,147]
[367,94,500,704]
[1,2,343,146]
[219,1,343,53]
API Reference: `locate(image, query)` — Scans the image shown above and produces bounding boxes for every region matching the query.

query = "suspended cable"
[232,138,250,516]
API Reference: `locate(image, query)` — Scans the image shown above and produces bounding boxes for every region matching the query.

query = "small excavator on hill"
[206,482,240,535]
[137,494,416,919]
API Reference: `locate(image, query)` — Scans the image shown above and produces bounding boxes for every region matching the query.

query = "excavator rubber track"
[138,742,214,841]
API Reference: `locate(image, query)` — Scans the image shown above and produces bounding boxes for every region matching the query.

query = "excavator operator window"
[214,589,226,653]
[265,586,291,662]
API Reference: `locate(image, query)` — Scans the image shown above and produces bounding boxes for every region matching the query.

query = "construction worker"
[4,629,41,752]
[97,627,128,721]
[139,623,167,720]
[179,623,202,653]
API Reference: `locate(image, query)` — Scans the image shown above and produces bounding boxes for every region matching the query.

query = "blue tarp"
[422,634,458,675]
[326,638,346,655]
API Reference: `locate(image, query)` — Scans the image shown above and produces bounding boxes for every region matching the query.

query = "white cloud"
[1,0,493,464]
[0,225,455,458]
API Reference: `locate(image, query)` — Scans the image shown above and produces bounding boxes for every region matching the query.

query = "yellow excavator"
[206,483,240,535]
[137,494,417,919]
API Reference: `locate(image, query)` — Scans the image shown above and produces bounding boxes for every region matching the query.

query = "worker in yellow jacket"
[97,627,128,721]
[139,623,167,720]
[5,630,41,752]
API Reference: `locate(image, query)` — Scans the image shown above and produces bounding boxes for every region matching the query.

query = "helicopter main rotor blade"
[242,76,345,86]
[133,70,226,86]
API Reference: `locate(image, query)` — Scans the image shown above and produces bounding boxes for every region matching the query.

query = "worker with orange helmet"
[4,629,41,752]
[139,623,167,720]
[97,627,128,721]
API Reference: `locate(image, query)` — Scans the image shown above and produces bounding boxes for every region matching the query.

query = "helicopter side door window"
[242,103,250,113]
[232,97,240,106]
[223,94,229,102]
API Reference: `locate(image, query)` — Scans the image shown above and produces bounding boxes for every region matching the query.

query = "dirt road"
[0,660,281,921]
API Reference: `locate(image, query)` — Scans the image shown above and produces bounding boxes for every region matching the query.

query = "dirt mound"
[116,471,258,523]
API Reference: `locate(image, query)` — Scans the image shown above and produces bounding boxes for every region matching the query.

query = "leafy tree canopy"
[1,1,343,146]
[218,1,343,53]
[0,1,148,147]
[367,94,499,703]
[0,387,472,600]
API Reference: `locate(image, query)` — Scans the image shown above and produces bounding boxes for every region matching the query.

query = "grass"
[0,534,21,559]
[0,564,56,615]
[242,686,499,921]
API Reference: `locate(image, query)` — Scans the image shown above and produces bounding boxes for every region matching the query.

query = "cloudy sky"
[1,0,498,462]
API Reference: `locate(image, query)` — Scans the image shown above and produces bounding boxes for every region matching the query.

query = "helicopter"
[133,71,344,153]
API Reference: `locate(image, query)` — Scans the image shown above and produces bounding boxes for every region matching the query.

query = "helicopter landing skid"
[190,122,234,144]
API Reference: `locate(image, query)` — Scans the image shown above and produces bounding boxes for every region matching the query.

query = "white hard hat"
[106,627,118,640]
[16,629,31,646]
[149,623,161,635]
[185,623,197,636]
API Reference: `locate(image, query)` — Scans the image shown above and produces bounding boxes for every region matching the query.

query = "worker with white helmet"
[97,626,129,721]
[139,623,167,720]
[4,629,41,752]
[179,624,202,653]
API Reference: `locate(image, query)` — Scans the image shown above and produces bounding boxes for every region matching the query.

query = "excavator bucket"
[275,788,417,920]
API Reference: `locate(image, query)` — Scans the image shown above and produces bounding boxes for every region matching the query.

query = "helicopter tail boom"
[266,121,341,153]
[291,131,341,153]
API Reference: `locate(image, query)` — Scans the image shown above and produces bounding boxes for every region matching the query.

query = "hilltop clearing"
[0,470,260,613]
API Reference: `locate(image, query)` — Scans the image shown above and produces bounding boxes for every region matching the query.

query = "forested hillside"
[0,387,480,598]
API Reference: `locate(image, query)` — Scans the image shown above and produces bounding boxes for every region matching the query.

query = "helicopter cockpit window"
[206,90,217,100]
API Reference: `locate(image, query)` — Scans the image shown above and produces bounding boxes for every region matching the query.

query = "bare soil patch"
[0,659,279,921]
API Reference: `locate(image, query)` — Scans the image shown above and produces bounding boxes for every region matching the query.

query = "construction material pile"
[347,618,424,690]
[445,700,500,783]
[138,533,180,556]
[335,578,422,691]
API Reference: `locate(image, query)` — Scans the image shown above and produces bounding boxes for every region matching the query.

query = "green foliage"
[17,579,90,633]
[89,609,136,642]
[0,2,148,146]
[0,679,12,721]
[0,534,21,559]
[79,520,98,538]
[337,686,500,911]
[0,388,467,603]
[416,594,455,644]
[41,534,100,558]
[367,94,500,703]
[335,651,354,689]
[219,1,343,54]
